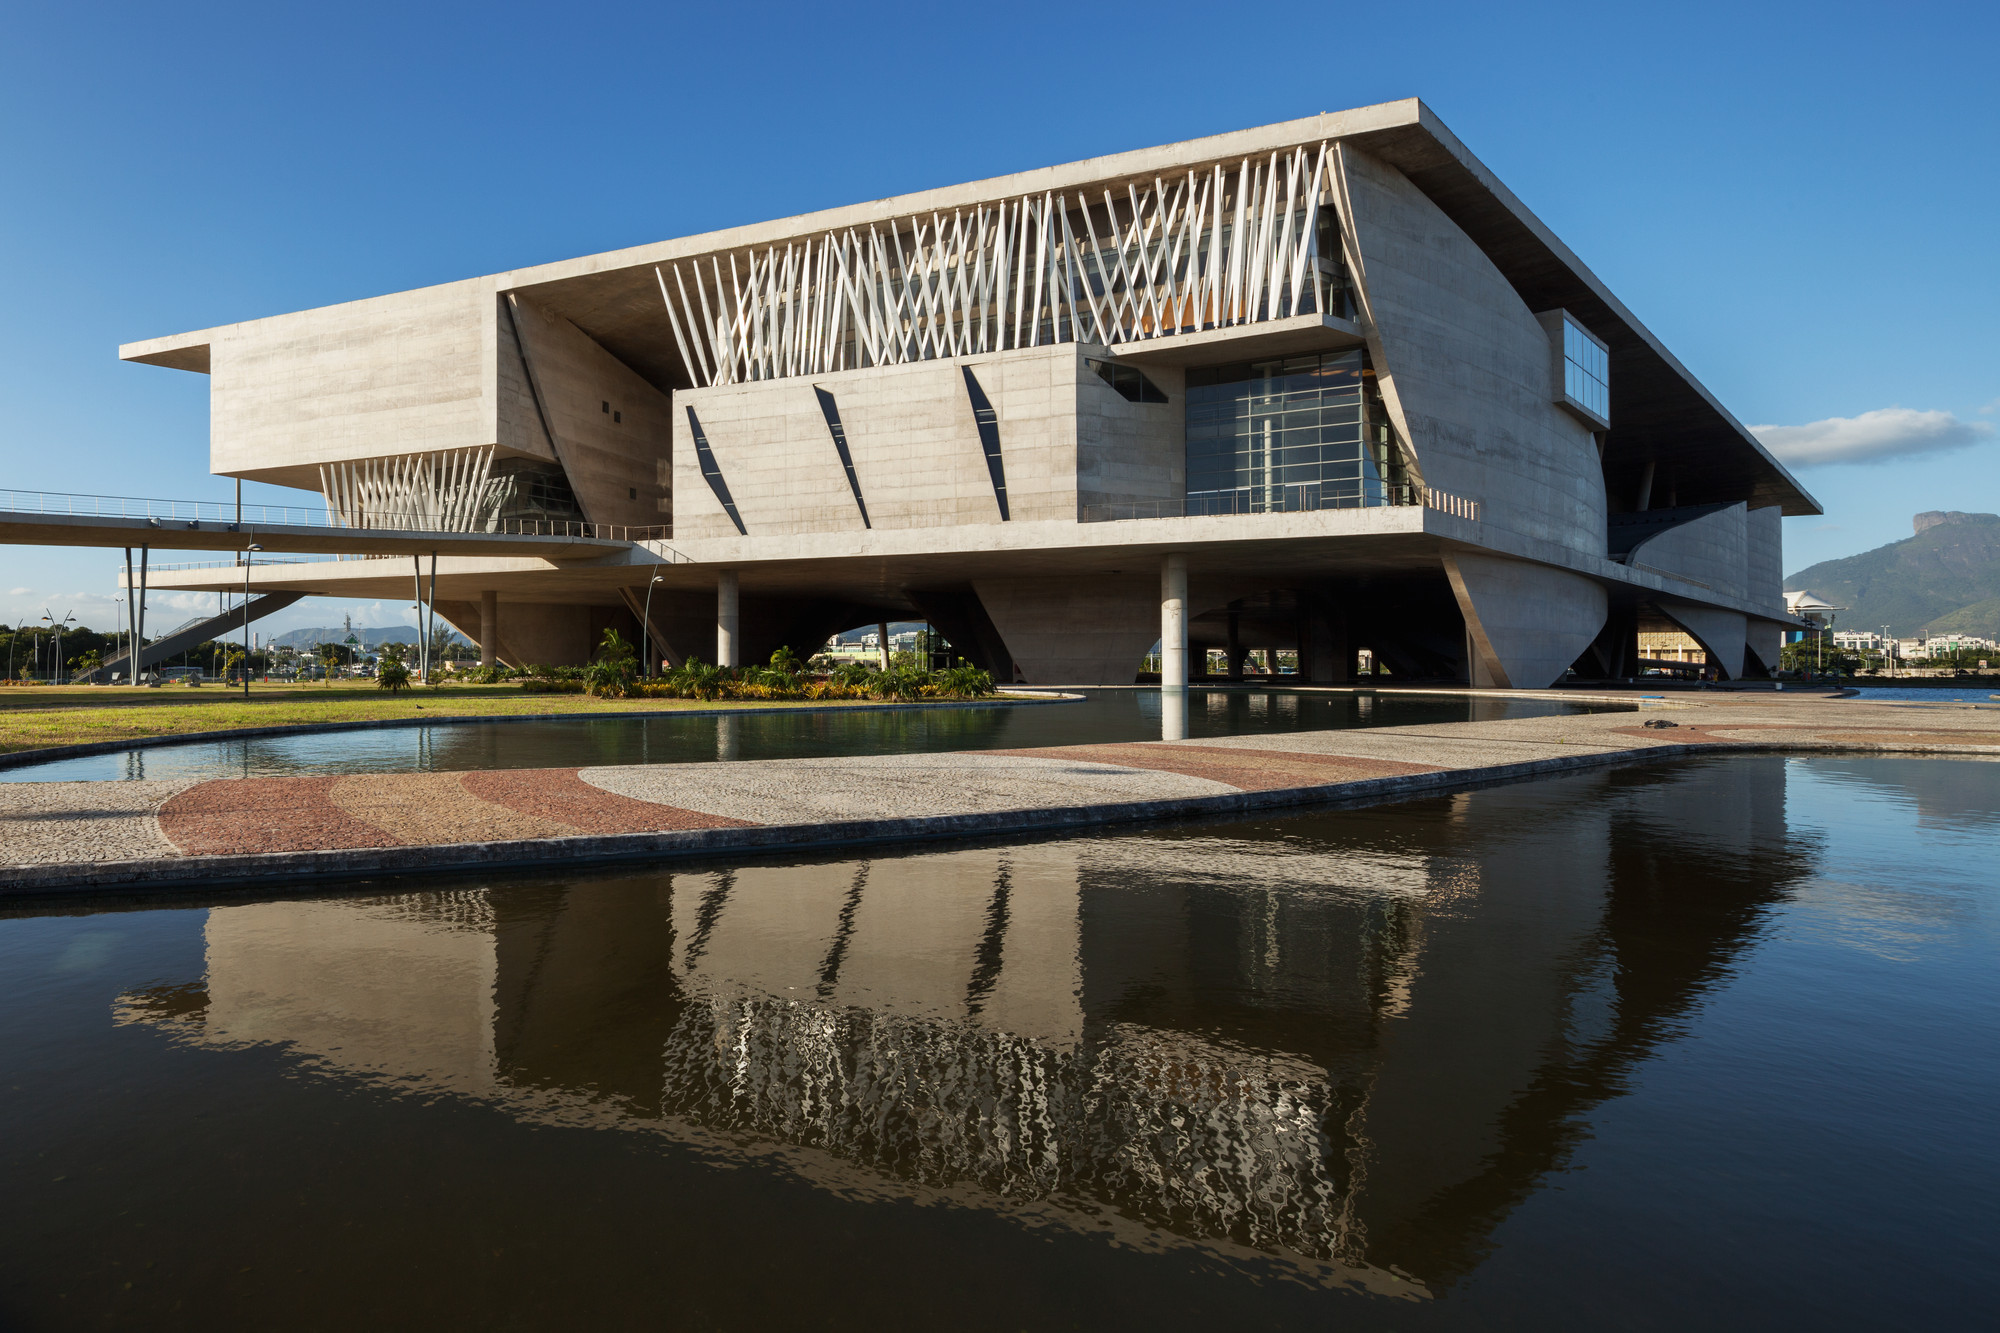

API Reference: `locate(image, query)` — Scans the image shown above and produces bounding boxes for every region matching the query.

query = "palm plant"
[584,628,638,697]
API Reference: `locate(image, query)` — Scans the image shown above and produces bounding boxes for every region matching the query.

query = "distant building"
[1782,590,1841,644]
[1906,633,1994,659]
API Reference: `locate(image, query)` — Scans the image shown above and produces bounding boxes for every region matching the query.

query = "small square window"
[601,401,610,413]
[614,410,622,423]
[1537,309,1609,428]
[628,487,637,500]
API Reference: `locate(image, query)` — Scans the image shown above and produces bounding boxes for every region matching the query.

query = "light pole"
[242,544,262,697]
[43,610,73,685]
[640,570,665,677]
[7,620,26,683]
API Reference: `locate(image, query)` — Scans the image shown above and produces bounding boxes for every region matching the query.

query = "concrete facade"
[121,99,1816,685]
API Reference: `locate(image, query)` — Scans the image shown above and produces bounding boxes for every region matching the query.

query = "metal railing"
[113,555,335,577]
[118,547,694,582]
[0,488,675,544]
[1081,484,1425,523]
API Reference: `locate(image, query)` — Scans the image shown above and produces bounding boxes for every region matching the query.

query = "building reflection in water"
[117,756,1819,1295]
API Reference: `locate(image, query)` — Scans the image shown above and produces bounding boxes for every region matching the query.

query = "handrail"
[1080,485,1425,523]
[1422,489,1481,522]
[113,556,332,576]
[0,488,677,545]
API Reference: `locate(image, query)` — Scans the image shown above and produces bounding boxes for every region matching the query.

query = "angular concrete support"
[1659,599,1747,680]
[1160,553,1188,693]
[1745,617,1785,679]
[479,590,498,667]
[1443,552,1608,689]
[973,575,1162,685]
[878,620,891,670]
[717,571,740,668]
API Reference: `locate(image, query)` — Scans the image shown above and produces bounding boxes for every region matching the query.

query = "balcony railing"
[1080,483,1482,524]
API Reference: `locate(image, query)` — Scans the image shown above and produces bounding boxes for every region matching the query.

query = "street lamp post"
[641,570,665,677]
[43,611,74,685]
[243,544,262,698]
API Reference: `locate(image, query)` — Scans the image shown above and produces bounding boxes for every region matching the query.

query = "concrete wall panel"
[674,345,1085,542]
[1342,148,1606,558]
[1076,356,1184,512]
[1744,505,1785,616]
[209,279,497,489]
[973,575,1160,685]
[1625,503,1749,603]
[1443,552,1607,689]
[500,295,673,529]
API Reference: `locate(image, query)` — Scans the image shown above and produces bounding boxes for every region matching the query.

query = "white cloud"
[7,587,29,596]
[1752,407,1995,467]
[1982,397,1999,417]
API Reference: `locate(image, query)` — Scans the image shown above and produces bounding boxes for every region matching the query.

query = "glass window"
[1182,349,1411,515]
[1087,359,1169,404]
[1561,314,1609,422]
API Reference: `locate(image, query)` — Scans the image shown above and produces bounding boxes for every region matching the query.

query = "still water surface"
[2,687,1606,783]
[3,753,1994,1329]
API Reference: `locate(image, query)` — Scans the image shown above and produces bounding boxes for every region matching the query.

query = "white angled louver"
[656,145,1340,388]
[318,447,500,532]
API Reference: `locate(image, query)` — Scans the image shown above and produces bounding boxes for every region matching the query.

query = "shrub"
[518,677,587,694]
[377,660,411,692]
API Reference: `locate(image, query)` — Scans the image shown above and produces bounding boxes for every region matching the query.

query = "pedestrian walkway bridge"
[0,488,681,560]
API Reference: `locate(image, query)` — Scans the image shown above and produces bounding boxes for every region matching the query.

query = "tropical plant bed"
[508,634,999,703]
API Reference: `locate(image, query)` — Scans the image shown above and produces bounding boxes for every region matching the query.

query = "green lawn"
[0,680,985,756]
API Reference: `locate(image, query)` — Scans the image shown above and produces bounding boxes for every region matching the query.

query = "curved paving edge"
[0,748,1656,893]
[0,693,1077,772]
[2,696,1996,896]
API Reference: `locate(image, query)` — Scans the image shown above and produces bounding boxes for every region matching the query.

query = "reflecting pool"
[3,754,1994,1328]
[1,687,1611,783]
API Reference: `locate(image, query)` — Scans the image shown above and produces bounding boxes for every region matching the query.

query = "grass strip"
[0,682,1021,756]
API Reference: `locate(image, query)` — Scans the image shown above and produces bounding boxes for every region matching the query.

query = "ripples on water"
[0,687,1611,783]
[3,754,1995,1328]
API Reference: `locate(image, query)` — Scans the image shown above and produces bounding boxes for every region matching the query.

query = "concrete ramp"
[106,591,306,677]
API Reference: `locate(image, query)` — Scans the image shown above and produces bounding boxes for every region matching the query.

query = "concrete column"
[1303,598,1348,685]
[878,621,891,670]
[1160,553,1188,693]
[717,570,739,667]
[479,591,498,667]
[1226,611,1243,680]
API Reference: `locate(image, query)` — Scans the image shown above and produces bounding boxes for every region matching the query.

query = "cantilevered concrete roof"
[122,99,1819,517]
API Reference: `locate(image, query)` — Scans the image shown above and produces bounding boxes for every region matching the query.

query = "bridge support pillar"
[479,591,497,667]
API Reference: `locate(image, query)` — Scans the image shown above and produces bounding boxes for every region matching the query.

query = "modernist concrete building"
[120,99,1816,686]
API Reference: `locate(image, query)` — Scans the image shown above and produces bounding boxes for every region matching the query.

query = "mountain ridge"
[1786,511,2000,637]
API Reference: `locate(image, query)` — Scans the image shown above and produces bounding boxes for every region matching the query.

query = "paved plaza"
[2,691,1995,892]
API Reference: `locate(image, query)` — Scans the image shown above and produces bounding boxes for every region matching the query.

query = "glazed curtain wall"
[1185,349,1411,515]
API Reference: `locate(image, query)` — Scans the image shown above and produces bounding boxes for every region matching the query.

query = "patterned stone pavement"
[2,690,1995,889]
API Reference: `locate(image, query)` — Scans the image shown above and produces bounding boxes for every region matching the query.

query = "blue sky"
[1,0,1994,633]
